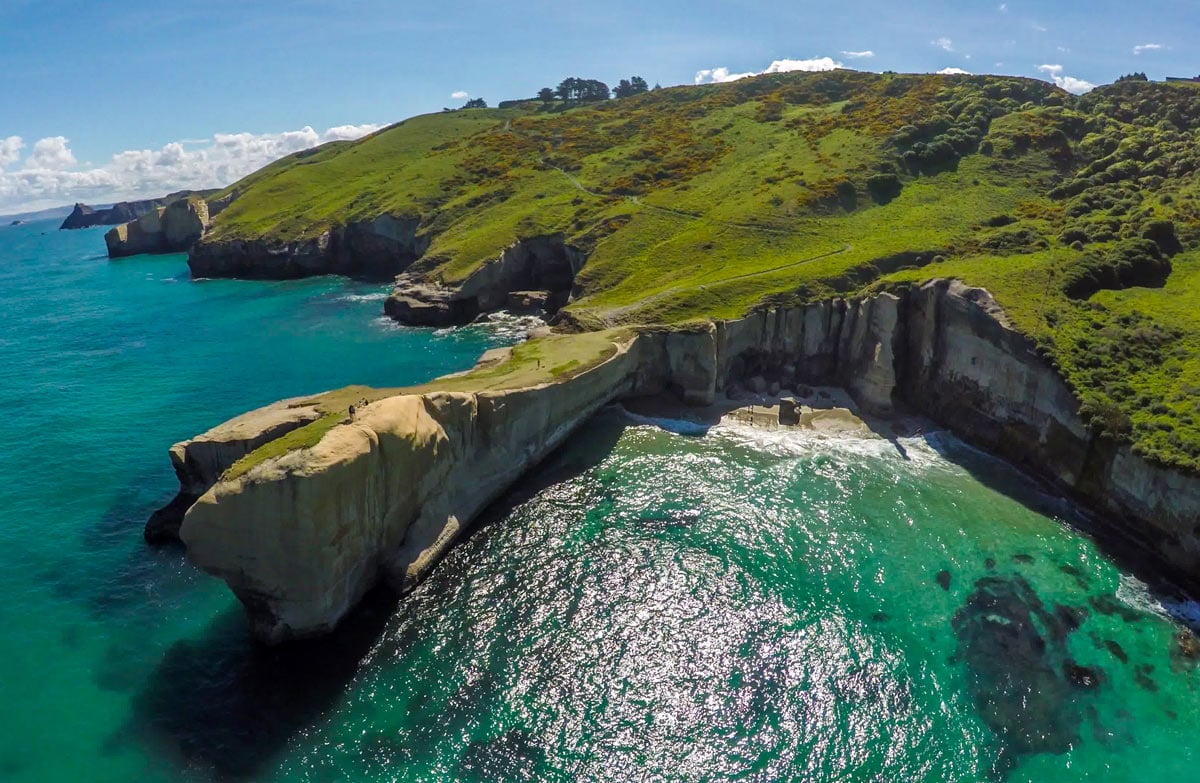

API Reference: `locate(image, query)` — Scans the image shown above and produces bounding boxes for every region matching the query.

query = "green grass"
[204,71,1200,472]
[222,330,629,480]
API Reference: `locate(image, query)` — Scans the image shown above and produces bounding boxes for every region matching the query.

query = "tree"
[556,77,611,104]
[462,97,487,109]
[556,78,578,102]
[537,87,556,104]
[580,79,610,102]
[612,76,650,99]
[1116,72,1149,82]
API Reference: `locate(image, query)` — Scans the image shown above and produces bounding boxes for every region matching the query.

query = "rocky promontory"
[151,279,1200,643]
[60,200,161,230]
[105,197,212,258]
[60,189,218,230]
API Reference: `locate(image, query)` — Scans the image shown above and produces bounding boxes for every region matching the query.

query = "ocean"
[0,219,1197,782]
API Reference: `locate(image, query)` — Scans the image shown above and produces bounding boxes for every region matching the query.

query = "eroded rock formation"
[155,279,1200,642]
[385,235,586,326]
[143,396,323,543]
[106,198,212,258]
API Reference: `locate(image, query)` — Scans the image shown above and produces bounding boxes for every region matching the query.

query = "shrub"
[835,180,858,210]
[1061,238,1171,298]
[866,173,903,204]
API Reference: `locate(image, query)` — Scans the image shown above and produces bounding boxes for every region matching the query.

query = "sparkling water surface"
[0,220,1197,782]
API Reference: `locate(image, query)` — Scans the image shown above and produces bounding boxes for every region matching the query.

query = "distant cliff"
[105,198,212,258]
[59,190,217,230]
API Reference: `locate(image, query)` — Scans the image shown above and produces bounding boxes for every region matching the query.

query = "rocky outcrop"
[60,189,219,230]
[385,235,585,326]
[143,397,323,543]
[178,340,639,642]
[106,198,212,259]
[159,278,1200,642]
[60,200,160,230]
[188,215,427,281]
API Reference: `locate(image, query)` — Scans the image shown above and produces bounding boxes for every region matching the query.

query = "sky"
[1,0,1198,213]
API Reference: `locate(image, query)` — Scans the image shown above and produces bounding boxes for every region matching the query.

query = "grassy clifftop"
[204,71,1200,472]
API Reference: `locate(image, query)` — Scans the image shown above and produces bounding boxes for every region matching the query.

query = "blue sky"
[1,0,1197,212]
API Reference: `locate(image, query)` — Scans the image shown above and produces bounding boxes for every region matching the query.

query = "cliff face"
[189,215,428,281]
[385,235,586,326]
[160,279,1200,642]
[60,199,160,230]
[105,199,211,259]
[143,396,323,543]
[178,341,639,642]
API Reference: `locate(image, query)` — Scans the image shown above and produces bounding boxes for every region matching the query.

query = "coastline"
[151,278,1200,642]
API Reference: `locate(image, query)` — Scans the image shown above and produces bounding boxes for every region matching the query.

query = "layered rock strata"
[157,279,1200,642]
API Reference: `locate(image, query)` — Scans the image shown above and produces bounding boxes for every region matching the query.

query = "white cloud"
[1133,43,1164,55]
[1031,22,1048,33]
[0,136,23,169]
[324,124,382,141]
[937,67,973,75]
[999,3,1008,11]
[1037,64,1096,94]
[932,37,955,52]
[451,90,469,99]
[0,123,383,213]
[841,50,875,59]
[695,56,844,84]
[763,57,844,73]
[27,136,76,170]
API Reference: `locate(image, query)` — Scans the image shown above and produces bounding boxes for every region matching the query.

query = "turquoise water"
[1,221,1199,782]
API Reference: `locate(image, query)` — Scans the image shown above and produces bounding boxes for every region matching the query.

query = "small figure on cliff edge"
[348,404,356,421]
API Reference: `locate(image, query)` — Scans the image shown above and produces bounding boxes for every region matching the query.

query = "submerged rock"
[936,569,952,592]
[1063,659,1103,689]
[952,575,1095,764]
[1103,639,1129,664]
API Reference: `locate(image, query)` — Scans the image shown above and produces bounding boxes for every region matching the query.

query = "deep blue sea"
[1,219,1199,782]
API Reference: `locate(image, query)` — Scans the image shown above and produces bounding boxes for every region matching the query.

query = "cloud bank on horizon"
[0,123,382,214]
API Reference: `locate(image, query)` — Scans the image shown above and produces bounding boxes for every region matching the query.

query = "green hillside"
[205,71,1200,472]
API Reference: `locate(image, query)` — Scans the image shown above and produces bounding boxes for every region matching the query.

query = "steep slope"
[190,71,1200,472]
[144,71,1200,640]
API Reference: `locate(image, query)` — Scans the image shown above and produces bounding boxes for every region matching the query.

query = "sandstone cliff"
[143,396,323,543]
[156,279,1200,642]
[178,340,639,642]
[189,215,428,281]
[106,198,212,259]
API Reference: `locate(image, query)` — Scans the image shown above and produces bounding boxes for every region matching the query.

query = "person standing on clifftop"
[348,404,356,421]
